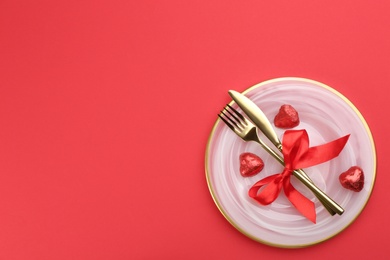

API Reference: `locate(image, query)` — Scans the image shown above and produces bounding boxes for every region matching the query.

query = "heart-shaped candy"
[339,166,364,192]
[239,152,264,177]
[274,104,300,128]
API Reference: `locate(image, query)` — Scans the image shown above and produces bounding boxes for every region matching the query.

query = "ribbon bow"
[248,129,349,223]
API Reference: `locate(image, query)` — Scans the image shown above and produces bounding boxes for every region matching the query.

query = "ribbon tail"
[249,174,283,205]
[294,134,350,169]
[284,179,316,223]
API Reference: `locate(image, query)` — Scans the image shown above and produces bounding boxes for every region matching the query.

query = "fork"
[219,104,344,215]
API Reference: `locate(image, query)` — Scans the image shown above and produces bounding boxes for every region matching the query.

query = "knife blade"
[228,90,282,150]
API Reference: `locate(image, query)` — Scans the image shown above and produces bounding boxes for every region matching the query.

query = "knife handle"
[255,139,343,215]
[274,146,336,215]
[251,112,337,215]
[292,169,343,215]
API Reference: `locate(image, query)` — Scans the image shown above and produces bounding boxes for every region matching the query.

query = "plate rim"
[204,77,377,248]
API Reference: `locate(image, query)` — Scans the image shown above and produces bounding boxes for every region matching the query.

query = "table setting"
[206,77,376,247]
[0,1,388,259]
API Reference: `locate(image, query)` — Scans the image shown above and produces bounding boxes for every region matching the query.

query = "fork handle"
[294,169,336,215]
[261,139,337,215]
[256,140,344,215]
[292,168,344,215]
[277,149,336,216]
[246,107,336,214]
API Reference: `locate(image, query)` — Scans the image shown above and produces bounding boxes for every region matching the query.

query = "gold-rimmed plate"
[205,77,376,248]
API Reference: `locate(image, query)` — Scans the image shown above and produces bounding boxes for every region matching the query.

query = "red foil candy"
[339,166,364,192]
[239,152,264,177]
[274,104,300,128]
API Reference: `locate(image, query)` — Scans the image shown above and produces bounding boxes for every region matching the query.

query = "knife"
[229,90,343,215]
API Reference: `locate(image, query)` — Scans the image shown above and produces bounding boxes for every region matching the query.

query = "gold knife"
[229,90,343,215]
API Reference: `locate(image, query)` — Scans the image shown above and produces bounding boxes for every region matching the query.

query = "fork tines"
[218,104,246,131]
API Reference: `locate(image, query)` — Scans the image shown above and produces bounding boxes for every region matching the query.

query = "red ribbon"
[248,130,350,223]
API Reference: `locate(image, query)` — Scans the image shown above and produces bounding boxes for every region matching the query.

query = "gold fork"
[218,104,344,215]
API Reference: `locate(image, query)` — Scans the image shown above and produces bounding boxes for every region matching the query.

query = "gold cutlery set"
[219,90,344,216]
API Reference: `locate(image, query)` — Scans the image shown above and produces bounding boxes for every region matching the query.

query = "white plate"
[205,77,376,248]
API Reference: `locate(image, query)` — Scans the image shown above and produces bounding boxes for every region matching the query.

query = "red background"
[0,1,388,259]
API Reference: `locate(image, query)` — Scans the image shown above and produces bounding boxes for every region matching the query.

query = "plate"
[205,77,376,248]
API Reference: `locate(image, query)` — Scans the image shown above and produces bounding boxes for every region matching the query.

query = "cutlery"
[218,104,344,215]
[228,90,340,215]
